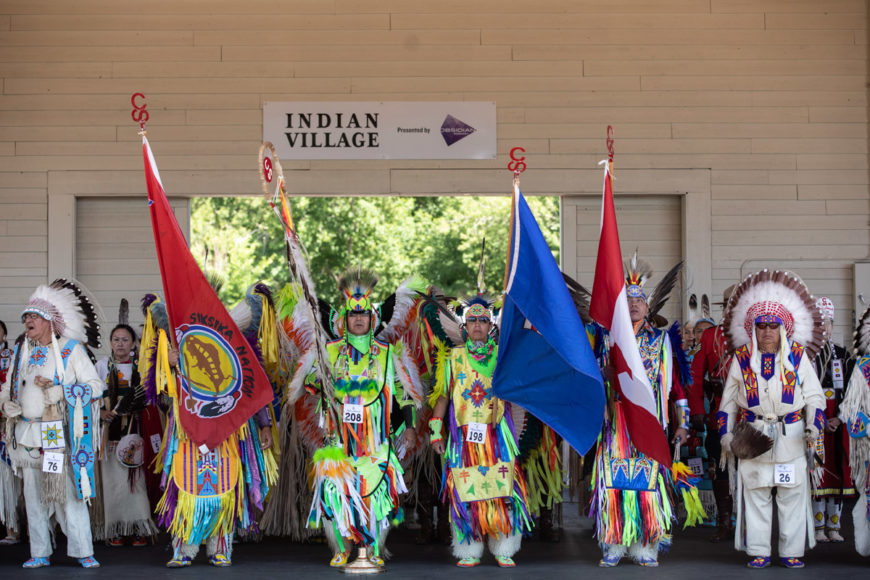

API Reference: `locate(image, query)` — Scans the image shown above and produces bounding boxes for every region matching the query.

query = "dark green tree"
[190,195,559,307]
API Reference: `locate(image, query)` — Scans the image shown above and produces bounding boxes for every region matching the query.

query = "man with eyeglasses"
[717,270,825,569]
[0,281,104,569]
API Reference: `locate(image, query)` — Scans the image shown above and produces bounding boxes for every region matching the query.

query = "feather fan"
[730,421,773,460]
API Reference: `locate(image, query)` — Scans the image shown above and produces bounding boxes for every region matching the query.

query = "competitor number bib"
[43,451,64,474]
[343,403,364,424]
[466,422,487,444]
[775,463,796,486]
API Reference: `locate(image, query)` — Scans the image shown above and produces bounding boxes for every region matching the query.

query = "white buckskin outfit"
[839,303,870,555]
[0,280,104,568]
[718,270,825,568]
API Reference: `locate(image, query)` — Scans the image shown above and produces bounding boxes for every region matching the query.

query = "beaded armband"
[675,398,690,430]
[428,417,444,444]
[813,408,826,432]
[716,411,728,437]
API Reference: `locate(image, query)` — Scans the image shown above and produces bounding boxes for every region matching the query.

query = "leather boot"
[710,478,733,543]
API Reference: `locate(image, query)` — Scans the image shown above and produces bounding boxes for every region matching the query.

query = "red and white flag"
[588,160,671,466]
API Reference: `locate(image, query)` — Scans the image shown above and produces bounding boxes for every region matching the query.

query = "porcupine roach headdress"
[334,266,380,336]
[722,269,824,359]
[624,250,684,328]
[461,294,496,325]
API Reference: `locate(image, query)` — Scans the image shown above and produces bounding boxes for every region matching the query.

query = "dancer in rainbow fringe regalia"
[142,286,280,568]
[304,268,425,570]
[429,294,532,568]
[590,254,700,568]
[253,144,426,568]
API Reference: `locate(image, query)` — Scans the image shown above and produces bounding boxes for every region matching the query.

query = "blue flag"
[492,187,605,455]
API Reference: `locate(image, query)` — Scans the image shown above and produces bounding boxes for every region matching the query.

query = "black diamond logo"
[440,115,476,146]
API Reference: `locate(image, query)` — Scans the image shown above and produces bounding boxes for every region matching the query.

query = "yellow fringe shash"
[427,340,451,408]
[257,297,284,385]
[159,486,238,546]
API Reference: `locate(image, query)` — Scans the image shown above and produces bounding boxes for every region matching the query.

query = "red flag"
[589,161,671,466]
[143,135,273,450]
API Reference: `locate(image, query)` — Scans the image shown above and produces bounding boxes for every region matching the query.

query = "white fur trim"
[628,541,659,562]
[451,527,484,559]
[378,526,392,560]
[324,524,341,555]
[488,532,522,558]
[603,543,627,559]
[174,537,199,559]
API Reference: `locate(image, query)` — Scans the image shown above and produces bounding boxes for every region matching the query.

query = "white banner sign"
[263,101,496,160]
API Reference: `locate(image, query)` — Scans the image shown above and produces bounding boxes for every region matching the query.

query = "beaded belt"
[743,409,803,424]
[743,409,803,435]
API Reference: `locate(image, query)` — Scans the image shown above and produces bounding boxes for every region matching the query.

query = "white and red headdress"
[722,269,823,358]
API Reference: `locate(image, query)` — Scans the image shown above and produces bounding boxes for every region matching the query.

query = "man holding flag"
[140,133,278,568]
[588,156,692,568]
[429,292,532,568]
[426,177,606,567]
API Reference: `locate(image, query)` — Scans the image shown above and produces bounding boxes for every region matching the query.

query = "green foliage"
[190,197,286,304]
[190,195,560,306]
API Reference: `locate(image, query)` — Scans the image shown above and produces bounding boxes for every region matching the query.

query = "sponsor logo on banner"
[440,114,476,146]
[264,101,495,160]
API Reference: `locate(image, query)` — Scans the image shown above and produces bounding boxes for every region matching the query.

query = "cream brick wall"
[0,0,866,344]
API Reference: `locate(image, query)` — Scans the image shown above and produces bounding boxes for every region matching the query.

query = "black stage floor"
[1,502,867,579]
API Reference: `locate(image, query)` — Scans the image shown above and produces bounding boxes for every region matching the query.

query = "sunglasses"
[466,316,491,324]
[347,311,370,318]
[756,322,780,330]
